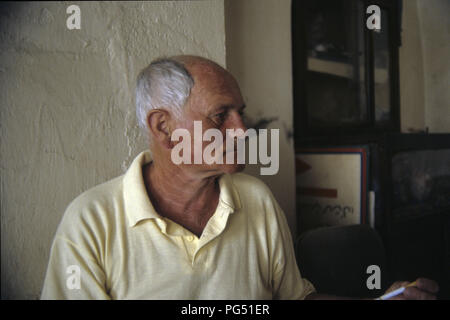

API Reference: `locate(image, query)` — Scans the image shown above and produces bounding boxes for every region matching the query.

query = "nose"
[228,110,247,138]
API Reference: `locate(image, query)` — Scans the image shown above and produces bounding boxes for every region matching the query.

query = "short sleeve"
[41,196,111,300]
[41,235,111,300]
[270,198,316,300]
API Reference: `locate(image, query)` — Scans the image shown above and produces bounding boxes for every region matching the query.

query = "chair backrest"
[295,224,388,298]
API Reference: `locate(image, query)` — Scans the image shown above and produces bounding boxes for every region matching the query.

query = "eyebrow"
[213,104,246,113]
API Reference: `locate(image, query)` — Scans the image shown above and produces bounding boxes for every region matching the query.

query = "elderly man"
[41,55,438,300]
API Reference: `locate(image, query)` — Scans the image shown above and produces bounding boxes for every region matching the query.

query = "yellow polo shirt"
[41,150,315,299]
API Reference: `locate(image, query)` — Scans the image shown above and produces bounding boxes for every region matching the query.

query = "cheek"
[173,119,233,163]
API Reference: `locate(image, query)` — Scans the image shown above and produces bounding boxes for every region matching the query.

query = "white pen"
[376,281,417,300]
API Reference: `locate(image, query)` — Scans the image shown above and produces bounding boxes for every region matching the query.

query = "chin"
[191,163,246,179]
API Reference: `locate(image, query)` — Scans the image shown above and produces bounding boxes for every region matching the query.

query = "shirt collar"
[123,150,242,228]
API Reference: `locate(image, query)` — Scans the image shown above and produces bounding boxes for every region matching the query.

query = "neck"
[142,154,221,236]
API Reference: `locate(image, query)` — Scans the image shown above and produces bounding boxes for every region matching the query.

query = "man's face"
[173,62,247,177]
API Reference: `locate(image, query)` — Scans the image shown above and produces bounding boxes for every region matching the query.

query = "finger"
[415,278,440,294]
[389,294,407,300]
[387,281,409,292]
[403,286,437,300]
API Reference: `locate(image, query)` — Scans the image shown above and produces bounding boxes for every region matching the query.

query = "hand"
[384,277,439,300]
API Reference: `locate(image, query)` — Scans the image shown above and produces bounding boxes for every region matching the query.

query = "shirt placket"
[190,205,232,266]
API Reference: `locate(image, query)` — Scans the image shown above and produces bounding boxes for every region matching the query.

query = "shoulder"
[229,172,274,198]
[229,172,283,217]
[56,175,124,237]
[228,173,292,243]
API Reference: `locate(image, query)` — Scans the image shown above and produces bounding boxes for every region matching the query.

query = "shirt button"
[187,236,194,242]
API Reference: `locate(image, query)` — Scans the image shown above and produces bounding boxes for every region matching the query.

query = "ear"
[146,109,173,149]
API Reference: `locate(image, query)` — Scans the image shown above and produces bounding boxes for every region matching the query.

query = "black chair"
[295,224,389,298]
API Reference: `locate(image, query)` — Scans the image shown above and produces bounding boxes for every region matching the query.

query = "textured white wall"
[0,1,225,299]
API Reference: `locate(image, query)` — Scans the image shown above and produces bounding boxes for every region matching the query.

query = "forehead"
[187,63,243,109]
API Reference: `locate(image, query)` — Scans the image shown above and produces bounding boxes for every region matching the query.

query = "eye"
[213,111,228,123]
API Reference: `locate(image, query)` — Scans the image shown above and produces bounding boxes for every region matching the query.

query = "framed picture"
[296,146,370,234]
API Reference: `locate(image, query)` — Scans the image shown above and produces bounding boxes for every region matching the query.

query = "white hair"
[135,57,194,131]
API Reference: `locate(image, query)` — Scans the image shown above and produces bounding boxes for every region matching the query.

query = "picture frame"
[296,146,370,234]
